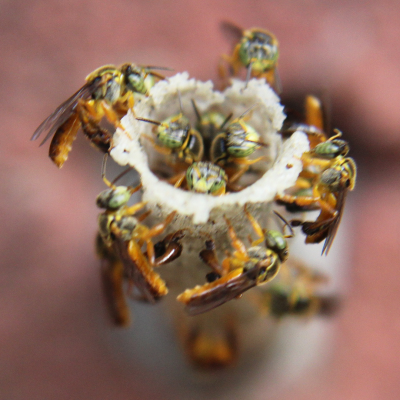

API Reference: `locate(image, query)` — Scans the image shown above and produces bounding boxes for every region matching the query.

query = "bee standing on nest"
[219,21,281,92]
[177,207,293,315]
[31,64,169,168]
[277,133,356,255]
[96,157,184,326]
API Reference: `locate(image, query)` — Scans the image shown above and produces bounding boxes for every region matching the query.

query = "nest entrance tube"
[110,72,309,229]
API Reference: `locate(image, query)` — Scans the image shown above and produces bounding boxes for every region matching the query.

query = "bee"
[185,161,227,195]
[219,21,281,91]
[210,111,267,187]
[279,153,356,254]
[96,157,184,324]
[263,285,337,318]
[191,99,232,157]
[136,94,204,169]
[177,207,293,315]
[262,261,338,318]
[31,64,168,168]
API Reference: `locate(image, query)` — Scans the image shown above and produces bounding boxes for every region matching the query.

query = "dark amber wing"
[31,79,100,145]
[96,233,131,327]
[220,21,244,44]
[321,190,347,255]
[178,268,257,316]
[113,238,160,304]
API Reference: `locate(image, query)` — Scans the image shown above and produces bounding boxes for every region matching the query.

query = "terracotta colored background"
[1,1,400,399]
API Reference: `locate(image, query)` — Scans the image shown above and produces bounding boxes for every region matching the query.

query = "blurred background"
[1,0,400,399]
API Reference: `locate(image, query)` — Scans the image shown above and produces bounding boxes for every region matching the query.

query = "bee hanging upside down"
[96,157,184,326]
[31,64,169,168]
[260,261,338,319]
[177,207,293,315]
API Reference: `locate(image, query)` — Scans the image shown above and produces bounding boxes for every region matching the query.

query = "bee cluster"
[32,22,356,368]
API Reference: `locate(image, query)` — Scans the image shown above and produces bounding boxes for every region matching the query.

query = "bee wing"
[31,79,100,145]
[178,268,257,316]
[321,189,348,255]
[220,21,244,44]
[112,237,168,304]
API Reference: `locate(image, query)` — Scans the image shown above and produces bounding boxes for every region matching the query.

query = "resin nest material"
[111,72,309,229]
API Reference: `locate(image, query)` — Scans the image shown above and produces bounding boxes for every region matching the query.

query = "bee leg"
[301,154,332,169]
[49,113,81,168]
[126,239,168,298]
[226,165,248,188]
[141,211,177,265]
[166,172,186,188]
[141,134,174,156]
[199,239,229,276]
[295,176,314,189]
[275,192,319,208]
[124,201,148,216]
[118,91,135,110]
[313,186,337,215]
[244,205,265,246]
[99,100,124,130]
[224,217,248,261]
[231,155,267,166]
[136,209,152,223]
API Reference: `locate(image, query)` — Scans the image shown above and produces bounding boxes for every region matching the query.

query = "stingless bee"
[210,111,268,187]
[219,21,281,91]
[185,161,227,195]
[261,261,338,318]
[31,64,169,168]
[177,207,293,315]
[191,99,233,157]
[278,138,357,255]
[96,157,184,325]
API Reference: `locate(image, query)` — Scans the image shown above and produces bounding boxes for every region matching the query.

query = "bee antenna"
[245,139,269,147]
[273,210,294,238]
[220,113,233,130]
[239,102,260,120]
[111,166,134,186]
[101,154,117,190]
[330,128,343,141]
[136,117,161,126]
[144,65,174,72]
[244,61,253,89]
[191,99,201,122]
